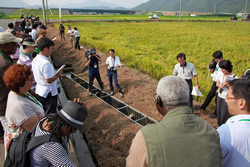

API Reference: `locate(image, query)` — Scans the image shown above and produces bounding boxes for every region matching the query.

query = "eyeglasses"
[226,94,240,100]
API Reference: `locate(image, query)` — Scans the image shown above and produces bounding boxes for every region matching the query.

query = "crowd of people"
[0,19,250,166]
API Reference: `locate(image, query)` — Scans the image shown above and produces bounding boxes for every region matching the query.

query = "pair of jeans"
[186,80,193,111]
[89,73,103,91]
[36,92,58,114]
[108,70,121,91]
[75,37,80,50]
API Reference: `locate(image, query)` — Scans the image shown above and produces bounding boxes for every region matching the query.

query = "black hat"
[57,101,88,133]
[241,69,250,79]
[209,59,217,69]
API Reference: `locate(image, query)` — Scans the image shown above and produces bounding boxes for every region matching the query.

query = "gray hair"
[156,76,189,111]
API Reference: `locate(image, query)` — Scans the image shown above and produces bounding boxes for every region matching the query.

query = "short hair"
[3,64,32,93]
[176,53,186,60]
[40,25,47,30]
[32,22,38,29]
[36,29,46,37]
[229,79,250,112]
[156,76,189,111]
[73,27,78,30]
[8,23,14,29]
[219,60,233,73]
[108,49,115,53]
[37,37,54,52]
[213,51,223,59]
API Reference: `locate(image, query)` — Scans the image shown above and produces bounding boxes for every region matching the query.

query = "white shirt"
[173,62,197,80]
[68,29,74,35]
[106,56,122,70]
[32,55,57,98]
[73,30,79,37]
[211,64,222,82]
[30,29,38,40]
[217,115,250,167]
[217,72,238,99]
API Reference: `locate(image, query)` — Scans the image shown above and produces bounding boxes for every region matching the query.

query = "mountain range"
[133,0,250,13]
[1,0,250,13]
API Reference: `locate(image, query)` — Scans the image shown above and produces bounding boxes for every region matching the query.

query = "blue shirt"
[87,55,100,75]
[217,115,250,167]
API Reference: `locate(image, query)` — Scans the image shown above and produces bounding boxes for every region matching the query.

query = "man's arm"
[95,55,102,62]
[126,130,148,167]
[45,70,62,84]
[86,56,91,66]
[193,75,200,90]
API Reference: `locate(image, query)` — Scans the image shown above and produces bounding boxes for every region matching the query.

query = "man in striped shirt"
[17,37,37,92]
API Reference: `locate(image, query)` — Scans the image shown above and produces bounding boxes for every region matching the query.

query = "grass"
[53,21,250,109]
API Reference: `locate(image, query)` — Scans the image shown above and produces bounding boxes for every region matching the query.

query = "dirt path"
[47,24,217,166]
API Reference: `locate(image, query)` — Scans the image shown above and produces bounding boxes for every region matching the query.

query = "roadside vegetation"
[54,21,250,108]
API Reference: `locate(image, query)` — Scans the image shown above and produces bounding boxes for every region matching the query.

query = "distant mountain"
[133,0,250,13]
[0,0,29,8]
[60,0,122,9]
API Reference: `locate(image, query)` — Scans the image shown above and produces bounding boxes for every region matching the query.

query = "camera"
[85,50,96,59]
[110,66,114,71]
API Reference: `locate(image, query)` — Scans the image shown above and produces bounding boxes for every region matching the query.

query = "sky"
[22,0,149,8]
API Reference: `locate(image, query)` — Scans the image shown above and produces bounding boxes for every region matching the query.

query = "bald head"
[156,76,189,110]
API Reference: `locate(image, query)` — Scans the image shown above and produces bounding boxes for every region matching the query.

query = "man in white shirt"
[173,53,200,110]
[106,49,124,98]
[67,26,75,47]
[32,37,63,114]
[30,23,38,40]
[217,79,250,167]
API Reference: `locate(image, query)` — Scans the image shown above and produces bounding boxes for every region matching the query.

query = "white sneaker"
[110,91,114,96]
[89,92,92,96]
[120,92,124,98]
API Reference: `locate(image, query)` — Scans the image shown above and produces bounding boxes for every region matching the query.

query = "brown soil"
[47,24,217,167]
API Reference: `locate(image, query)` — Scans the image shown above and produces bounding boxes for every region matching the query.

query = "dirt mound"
[48,24,217,166]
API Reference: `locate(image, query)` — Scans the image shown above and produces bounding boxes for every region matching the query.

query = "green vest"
[141,106,222,167]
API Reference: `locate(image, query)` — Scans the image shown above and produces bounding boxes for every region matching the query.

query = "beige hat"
[0,32,22,44]
[22,37,37,47]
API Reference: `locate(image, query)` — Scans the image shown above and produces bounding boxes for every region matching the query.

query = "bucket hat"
[57,101,88,133]
[241,69,250,79]
[22,37,37,47]
[0,32,22,44]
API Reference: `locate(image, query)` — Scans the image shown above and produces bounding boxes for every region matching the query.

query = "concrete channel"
[66,73,157,126]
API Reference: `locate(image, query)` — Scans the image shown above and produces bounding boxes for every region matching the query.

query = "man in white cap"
[0,31,22,147]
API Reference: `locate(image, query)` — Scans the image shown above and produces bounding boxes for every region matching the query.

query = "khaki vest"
[141,106,222,167]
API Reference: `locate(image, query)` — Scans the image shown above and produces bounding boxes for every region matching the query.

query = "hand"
[57,69,63,76]
[197,85,200,90]
[73,98,84,105]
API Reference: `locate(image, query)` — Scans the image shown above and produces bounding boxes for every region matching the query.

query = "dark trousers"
[202,82,218,115]
[75,37,80,50]
[217,96,230,126]
[37,92,58,114]
[89,73,103,92]
[60,32,65,41]
[186,80,193,110]
[108,70,121,91]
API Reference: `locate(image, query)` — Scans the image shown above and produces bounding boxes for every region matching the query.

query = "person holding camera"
[106,49,124,98]
[86,48,104,96]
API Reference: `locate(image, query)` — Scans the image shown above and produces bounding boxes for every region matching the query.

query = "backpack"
[4,123,62,167]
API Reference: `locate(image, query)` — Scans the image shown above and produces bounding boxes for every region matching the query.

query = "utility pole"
[214,4,216,13]
[46,0,49,23]
[245,0,248,21]
[179,0,182,22]
[42,0,47,27]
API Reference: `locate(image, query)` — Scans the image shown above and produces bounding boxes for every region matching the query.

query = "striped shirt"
[17,51,37,91]
[30,118,75,167]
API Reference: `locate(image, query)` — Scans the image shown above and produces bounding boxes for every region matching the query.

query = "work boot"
[89,92,92,96]
[110,90,114,96]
